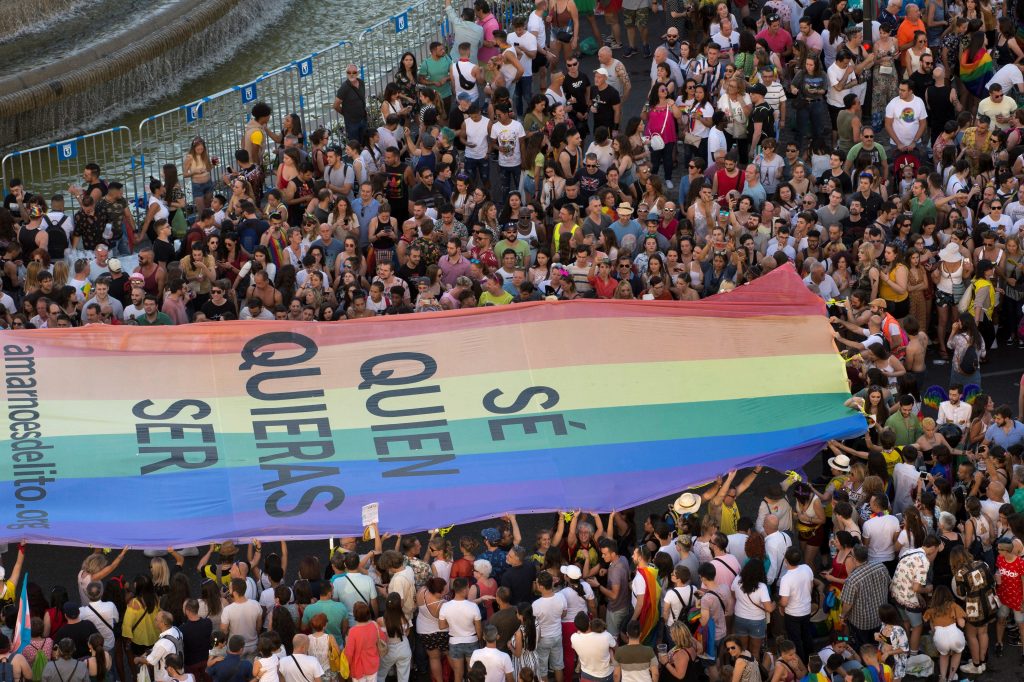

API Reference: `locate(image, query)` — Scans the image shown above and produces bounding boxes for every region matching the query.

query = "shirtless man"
[902,316,928,385]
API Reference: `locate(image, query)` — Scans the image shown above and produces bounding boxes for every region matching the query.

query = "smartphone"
[920,472,928,479]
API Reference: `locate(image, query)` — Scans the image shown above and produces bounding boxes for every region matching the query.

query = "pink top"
[344,622,386,678]
[645,106,678,144]
[478,15,501,63]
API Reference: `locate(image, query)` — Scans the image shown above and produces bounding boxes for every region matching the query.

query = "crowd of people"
[4,0,1024,681]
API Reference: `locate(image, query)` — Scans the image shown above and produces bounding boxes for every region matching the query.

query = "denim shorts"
[898,605,924,627]
[192,179,215,197]
[998,604,1024,622]
[448,641,478,660]
[733,615,767,639]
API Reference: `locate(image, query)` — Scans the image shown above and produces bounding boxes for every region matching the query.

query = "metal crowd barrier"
[2,0,536,218]
[0,126,140,215]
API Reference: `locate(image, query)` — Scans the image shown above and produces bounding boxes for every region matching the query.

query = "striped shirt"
[614,644,657,682]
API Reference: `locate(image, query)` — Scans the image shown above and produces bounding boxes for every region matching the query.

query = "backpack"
[160,629,185,661]
[30,649,47,682]
[0,656,15,682]
[959,344,979,375]
[42,215,69,260]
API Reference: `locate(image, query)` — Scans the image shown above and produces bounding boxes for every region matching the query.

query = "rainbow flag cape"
[636,564,663,645]
[0,265,863,548]
[961,49,994,98]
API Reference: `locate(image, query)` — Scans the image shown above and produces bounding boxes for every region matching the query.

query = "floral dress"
[879,623,909,679]
[871,41,900,130]
[908,264,929,330]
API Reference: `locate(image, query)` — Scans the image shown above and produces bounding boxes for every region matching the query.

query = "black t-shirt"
[908,71,934,100]
[748,102,775,145]
[846,190,882,223]
[53,620,99,659]
[578,169,606,202]
[552,193,584,215]
[336,79,368,127]
[179,617,214,666]
[153,239,176,266]
[108,273,130,306]
[591,85,621,132]
[499,562,537,605]
[409,182,446,211]
[803,0,829,32]
[841,215,870,244]
[818,170,852,194]
[202,299,237,321]
[565,73,592,120]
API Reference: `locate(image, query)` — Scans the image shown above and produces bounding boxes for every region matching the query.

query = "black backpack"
[43,215,69,260]
[959,345,979,375]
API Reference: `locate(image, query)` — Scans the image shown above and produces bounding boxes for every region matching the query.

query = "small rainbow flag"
[961,48,994,98]
[11,573,30,654]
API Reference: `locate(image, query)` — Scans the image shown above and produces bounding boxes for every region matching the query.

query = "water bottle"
[103,222,113,240]
[828,532,838,561]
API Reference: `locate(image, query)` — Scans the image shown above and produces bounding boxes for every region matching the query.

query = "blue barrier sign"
[185,103,204,123]
[395,12,409,33]
[297,58,314,77]
[57,140,77,161]
[241,84,258,104]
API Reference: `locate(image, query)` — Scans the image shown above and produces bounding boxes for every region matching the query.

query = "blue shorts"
[733,616,767,639]
[898,605,923,628]
[448,641,478,660]
[192,179,214,198]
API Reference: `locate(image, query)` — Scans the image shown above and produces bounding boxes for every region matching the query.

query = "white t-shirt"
[508,31,539,77]
[662,585,698,627]
[221,599,264,653]
[730,578,771,620]
[630,571,646,609]
[0,292,16,315]
[826,62,854,108]
[990,63,1024,94]
[470,647,514,682]
[279,653,325,682]
[440,599,481,644]
[884,95,927,148]
[863,514,901,563]
[707,128,728,165]
[491,120,526,168]
[892,462,919,515]
[980,214,1014,232]
[532,593,567,639]
[778,564,814,616]
[527,12,548,48]
[571,630,617,677]
[81,600,119,650]
[559,583,595,622]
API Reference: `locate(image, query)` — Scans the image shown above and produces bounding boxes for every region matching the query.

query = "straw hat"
[672,492,702,515]
[827,453,851,473]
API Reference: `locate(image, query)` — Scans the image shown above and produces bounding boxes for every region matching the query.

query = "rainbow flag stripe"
[961,49,994,98]
[0,266,863,548]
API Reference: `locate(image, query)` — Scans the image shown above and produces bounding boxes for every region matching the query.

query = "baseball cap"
[595,67,610,76]
[457,92,473,102]
[107,258,123,273]
[129,272,146,283]
[747,83,767,96]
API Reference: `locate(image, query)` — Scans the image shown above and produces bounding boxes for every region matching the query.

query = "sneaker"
[996,643,1004,657]
[977,662,986,673]
[933,357,949,365]
[959,661,978,674]
[623,45,638,57]
[992,339,999,349]
[641,44,652,58]
[603,34,614,45]
[1018,338,1024,347]
[665,179,674,189]
[608,40,623,50]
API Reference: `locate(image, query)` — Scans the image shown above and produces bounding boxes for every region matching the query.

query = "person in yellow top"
[0,543,26,605]
[701,467,761,535]
[121,575,162,651]
[878,244,910,319]
[478,274,514,306]
[969,259,997,349]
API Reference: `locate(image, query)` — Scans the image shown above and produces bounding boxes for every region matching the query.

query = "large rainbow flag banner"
[0,266,864,548]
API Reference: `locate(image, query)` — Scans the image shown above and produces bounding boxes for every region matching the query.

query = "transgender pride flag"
[10,573,29,653]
